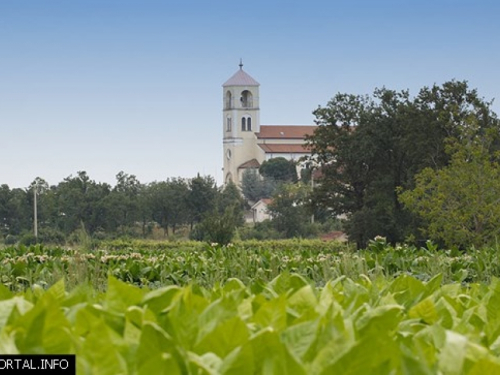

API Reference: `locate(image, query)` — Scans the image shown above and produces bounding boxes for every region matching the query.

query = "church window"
[240,90,253,108]
[241,115,251,131]
[225,91,232,109]
[226,117,232,132]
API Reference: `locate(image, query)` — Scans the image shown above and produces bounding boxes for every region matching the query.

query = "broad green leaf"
[252,295,287,331]
[288,285,318,315]
[16,293,71,354]
[137,353,181,375]
[319,332,398,375]
[280,319,318,362]
[223,278,246,293]
[356,304,403,337]
[0,297,33,331]
[141,285,181,314]
[409,298,439,324]
[78,319,128,375]
[220,344,254,375]
[45,278,66,303]
[387,274,425,307]
[0,330,19,354]
[468,358,500,375]
[194,316,249,358]
[268,272,309,295]
[163,285,209,348]
[105,276,145,313]
[423,274,443,298]
[0,283,13,301]
[188,352,222,375]
[438,330,467,375]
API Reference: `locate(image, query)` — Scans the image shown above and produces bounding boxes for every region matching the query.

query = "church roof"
[258,144,311,154]
[257,125,316,140]
[238,159,261,169]
[223,66,260,87]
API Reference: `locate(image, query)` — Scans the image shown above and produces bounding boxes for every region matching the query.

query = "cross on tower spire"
[239,59,243,70]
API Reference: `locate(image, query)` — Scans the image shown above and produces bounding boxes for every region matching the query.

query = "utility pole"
[33,183,38,239]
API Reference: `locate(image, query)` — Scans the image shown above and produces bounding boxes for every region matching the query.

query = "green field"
[2,240,500,374]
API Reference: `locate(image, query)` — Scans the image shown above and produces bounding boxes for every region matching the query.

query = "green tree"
[55,171,111,235]
[259,157,298,183]
[103,172,143,234]
[186,174,217,228]
[218,180,246,227]
[267,182,312,238]
[307,81,499,247]
[149,178,189,236]
[241,169,276,203]
[400,130,500,248]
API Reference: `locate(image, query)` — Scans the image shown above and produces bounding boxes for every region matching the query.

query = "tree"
[218,180,246,227]
[259,157,298,183]
[55,171,111,235]
[267,182,312,238]
[241,169,276,203]
[103,172,143,234]
[307,81,499,247]
[149,178,189,236]
[186,174,217,228]
[399,129,500,248]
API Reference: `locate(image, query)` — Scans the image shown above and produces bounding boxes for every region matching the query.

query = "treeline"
[0,171,244,244]
[307,80,500,248]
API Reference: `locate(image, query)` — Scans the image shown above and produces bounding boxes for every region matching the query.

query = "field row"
[1,240,499,290]
[2,273,500,374]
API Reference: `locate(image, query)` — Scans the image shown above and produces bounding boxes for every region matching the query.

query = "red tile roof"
[257,125,316,139]
[258,144,311,154]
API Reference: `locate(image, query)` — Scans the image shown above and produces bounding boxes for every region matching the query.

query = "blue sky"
[1,0,499,188]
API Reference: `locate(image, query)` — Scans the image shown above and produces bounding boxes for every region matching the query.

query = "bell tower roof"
[223,62,260,87]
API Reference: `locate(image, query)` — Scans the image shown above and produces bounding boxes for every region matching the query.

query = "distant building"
[249,198,273,223]
[222,62,316,186]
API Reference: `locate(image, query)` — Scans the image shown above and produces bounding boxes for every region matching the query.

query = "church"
[222,62,317,186]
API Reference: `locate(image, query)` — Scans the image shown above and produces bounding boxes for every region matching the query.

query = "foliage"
[3,240,500,292]
[3,271,500,373]
[268,182,313,238]
[259,157,298,183]
[0,171,230,241]
[307,81,500,248]
[240,169,276,203]
[192,207,239,246]
[400,133,500,248]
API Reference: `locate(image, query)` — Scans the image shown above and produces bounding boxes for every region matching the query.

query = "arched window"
[225,91,232,109]
[225,173,233,184]
[226,117,232,132]
[240,90,253,108]
[241,115,251,131]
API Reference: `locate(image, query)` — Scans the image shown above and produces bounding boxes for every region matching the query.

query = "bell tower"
[222,61,260,186]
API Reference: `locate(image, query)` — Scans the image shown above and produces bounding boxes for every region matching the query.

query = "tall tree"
[186,174,217,228]
[399,124,500,248]
[307,81,499,247]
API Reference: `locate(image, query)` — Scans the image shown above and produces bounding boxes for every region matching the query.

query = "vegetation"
[3,241,500,373]
[2,239,500,291]
[400,130,500,248]
[307,81,500,248]
[0,172,248,245]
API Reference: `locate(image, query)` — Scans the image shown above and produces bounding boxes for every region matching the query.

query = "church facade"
[222,63,317,186]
